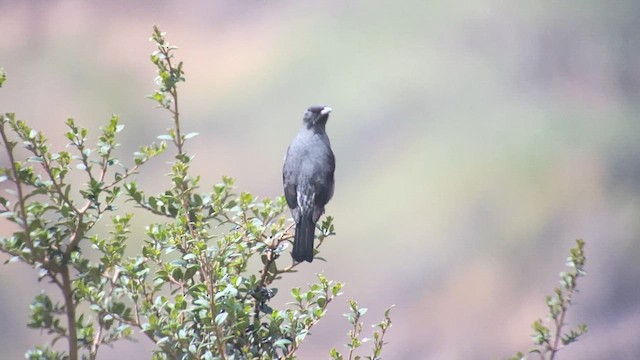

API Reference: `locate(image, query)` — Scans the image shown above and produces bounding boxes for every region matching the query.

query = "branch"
[60,265,78,360]
[0,115,34,250]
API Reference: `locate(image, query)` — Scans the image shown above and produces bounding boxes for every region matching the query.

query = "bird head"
[303,105,332,128]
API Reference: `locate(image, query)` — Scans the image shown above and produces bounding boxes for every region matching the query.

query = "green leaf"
[215,312,228,325]
[0,68,6,87]
[274,338,292,349]
[183,132,199,139]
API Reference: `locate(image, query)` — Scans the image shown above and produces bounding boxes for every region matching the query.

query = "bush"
[0,27,392,360]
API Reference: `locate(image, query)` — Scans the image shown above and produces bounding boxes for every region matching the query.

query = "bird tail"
[293,214,315,262]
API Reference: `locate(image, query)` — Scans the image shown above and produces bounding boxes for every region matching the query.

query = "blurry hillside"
[1,1,640,359]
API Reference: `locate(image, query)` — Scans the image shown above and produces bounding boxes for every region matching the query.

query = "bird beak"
[321,107,333,115]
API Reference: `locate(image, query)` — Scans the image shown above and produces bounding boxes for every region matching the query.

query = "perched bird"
[283,105,336,262]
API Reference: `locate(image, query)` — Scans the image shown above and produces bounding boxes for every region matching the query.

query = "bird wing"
[313,148,335,207]
[283,147,298,210]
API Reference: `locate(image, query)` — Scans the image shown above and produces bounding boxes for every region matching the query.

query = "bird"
[283,105,336,262]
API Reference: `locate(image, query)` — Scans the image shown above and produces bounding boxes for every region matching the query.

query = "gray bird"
[283,105,335,262]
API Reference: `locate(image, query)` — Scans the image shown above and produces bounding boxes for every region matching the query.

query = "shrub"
[0,27,392,360]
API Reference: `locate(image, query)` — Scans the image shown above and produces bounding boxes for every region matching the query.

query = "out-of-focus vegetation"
[1,1,639,359]
[511,239,587,360]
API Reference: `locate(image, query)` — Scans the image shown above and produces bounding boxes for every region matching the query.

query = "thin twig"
[0,118,34,250]
[347,312,362,360]
[549,302,568,359]
[90,316,103,360]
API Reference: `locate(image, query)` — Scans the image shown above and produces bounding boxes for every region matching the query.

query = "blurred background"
[1,1,639,359]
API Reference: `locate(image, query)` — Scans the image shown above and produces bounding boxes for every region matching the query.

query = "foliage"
[510,239,588,360]
[329,301,393,360]
[0,26,392,360]
[0,67,6,87]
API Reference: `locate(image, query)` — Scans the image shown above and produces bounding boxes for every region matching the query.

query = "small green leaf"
[183,132,199,139]
[215,312,228,325]
[274,338,291,349]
